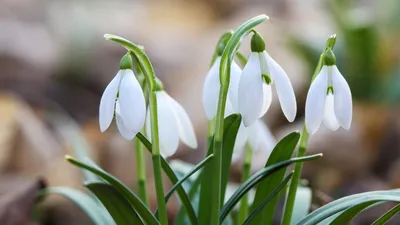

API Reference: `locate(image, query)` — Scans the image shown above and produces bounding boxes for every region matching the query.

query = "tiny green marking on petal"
[327,86,334,94]
[262,74,272,85]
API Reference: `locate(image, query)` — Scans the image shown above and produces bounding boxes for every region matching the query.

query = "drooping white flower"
[237,33,297,127]
[146,91,198,157]
[99,69,146,140]
[203,56,242,120]
[224,102,276,162]
[305,63,352,134]
[232,119,276,162]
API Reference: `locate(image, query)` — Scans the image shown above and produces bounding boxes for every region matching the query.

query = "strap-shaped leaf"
[85,182,143,225]
[136,132,198,225]
[198,114,241,225]
[66,156,159,225]
[250,131,300,225]
[42,187,113,225]
[154,154,214,216]
[297,190,400,225]
[244,172,293,225]
[329,201,381,225]
[372,203,400,225]
[220,154,322,223]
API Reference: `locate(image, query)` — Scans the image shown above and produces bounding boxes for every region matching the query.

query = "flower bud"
[217,32,233,56]
[323,49,336,66]
[250,31,265,53]
[120,53,133,70]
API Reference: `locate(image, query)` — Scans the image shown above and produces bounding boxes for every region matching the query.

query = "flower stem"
[282,123,309,225]
[149,91,168,225]
[238,143,253,224]
[134,137,149,207]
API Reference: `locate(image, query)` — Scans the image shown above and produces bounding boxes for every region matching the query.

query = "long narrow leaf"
[372,203,400,225]
[250,131,300,225]
[198,114,241,225]
[42,187,113,225]
[85,182,143,225]
[243,172,293,225]
[329,201,381,225]
[297,191,400,225]
[136,132,198,225]
[155,154,214,216]
[220,154,322,223]
[66,156,159,225]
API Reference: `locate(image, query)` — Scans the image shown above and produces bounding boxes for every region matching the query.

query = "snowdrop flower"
[237,32,297,127]
[146,86,197,157]
[225,102,276,161]
[232,119,276,162]
[99,54,146,140]
[203,56,242,120]
[305,49,352,134]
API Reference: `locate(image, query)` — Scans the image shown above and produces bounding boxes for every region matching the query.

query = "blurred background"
[0,0,399,224]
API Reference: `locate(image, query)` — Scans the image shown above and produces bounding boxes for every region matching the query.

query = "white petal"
[203,57,221,120]
[264,51,297,122]
[224,100,236,118]
[228,61,242,112]
[323,93,340,131]
[248,120,276,154]
[232,122,248,161]
[166,92,198,149]
[238,52,264,127]
[118,70,146,133]
[260,84,272,117]
[99,71,121,132]
[331,65,352,130]
[156,91,180,157]
[115,102,137,140]
[305,66,329,134]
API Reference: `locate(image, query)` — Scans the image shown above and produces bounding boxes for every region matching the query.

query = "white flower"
[99,69,146,140]
[146,91,198,157]
[237,51,297,127]
[232,119,276,162]
[305,65,352,134]
[203,56,242,120]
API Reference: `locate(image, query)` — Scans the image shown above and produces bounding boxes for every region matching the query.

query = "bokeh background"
[0,0,399,224]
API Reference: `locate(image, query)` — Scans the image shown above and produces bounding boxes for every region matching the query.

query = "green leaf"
[243,172,293,225]
[85,182,143,225]
[41,187,113,225]
[136,133,198,225]
[329,201,380,225]
[220,154,322,223]
[198,114,241,225]
[154,154,214,216]
[250,131,301,225]
[221,114,242,203]
[66,156,159,225]
[297,190,400,225]
[372,203,400,225]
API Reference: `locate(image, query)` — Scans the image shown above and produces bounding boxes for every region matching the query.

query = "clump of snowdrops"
[40,15,400,225]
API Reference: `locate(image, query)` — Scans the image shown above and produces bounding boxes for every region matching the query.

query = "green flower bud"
[120,53,133,70]
[250,31,265,53]
[323,49,336,66]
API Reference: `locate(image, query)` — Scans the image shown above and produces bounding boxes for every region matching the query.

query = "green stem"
[238,144,253,224]
[282,126,309,225]
[134,137,149,207]
[149,90,168,225]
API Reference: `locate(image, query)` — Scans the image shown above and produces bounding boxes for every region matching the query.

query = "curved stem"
[210,15,269,225]
[104,34,168,225]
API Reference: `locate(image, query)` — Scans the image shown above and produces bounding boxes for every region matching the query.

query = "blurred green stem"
[282,126,309,225]
[238,143,253,224]
[134,137,149,207]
